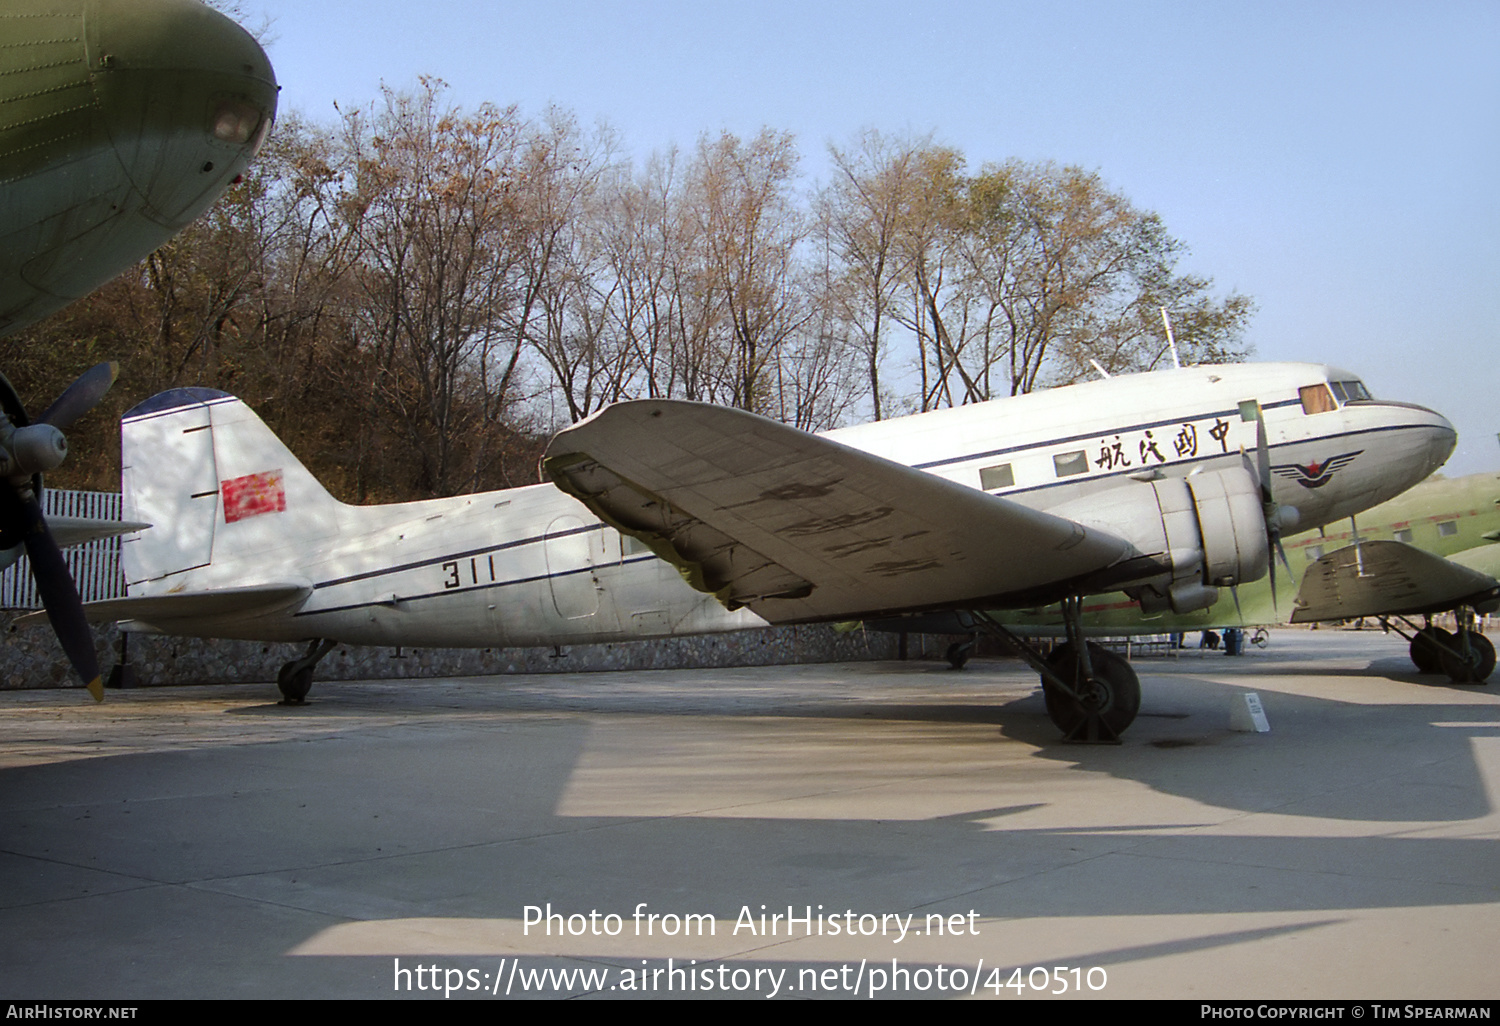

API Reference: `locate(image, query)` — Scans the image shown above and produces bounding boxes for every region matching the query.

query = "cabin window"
[1238,400,1261,422]
[1053,451,1089,478]
[1299,384,1337,415]
[1305,545,1324,561]
[1393,528,1413,543]
[979,464,1014,490]
[621,534,652,556]
[1437,521,1458,537]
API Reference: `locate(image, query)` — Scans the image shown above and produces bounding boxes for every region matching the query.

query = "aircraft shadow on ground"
[1,668,1496,936]
[200,657,1500,822]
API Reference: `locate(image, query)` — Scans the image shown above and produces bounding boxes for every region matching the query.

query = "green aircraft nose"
[86,0,279,227]
[0,0,278,334]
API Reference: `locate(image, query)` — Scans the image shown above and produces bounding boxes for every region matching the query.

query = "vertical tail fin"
[120,388,342,592]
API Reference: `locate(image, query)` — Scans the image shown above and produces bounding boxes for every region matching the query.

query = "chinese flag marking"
[222,470,287,523]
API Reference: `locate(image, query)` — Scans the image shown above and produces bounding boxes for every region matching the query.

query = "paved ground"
[0,629,1496,1000]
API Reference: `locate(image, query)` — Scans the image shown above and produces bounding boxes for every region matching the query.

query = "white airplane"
[74,362,1454,740]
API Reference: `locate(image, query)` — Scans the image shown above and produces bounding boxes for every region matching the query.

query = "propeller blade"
[1275,533,1292,577]
[1,490,103,701]
[1253,401,1273,504]
[36,362,119,431]
[1248,398,1290,618]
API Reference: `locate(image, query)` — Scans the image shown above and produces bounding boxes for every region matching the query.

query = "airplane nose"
[1426,408,1458,472]
[1394,401,1459,479]
[85,0,278,228]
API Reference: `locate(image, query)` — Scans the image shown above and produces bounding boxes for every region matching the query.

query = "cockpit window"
[1329,379,1372,404]
[1299,384,1337,415]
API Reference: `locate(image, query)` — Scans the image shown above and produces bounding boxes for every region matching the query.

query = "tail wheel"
[945,639,974,670]
[1410,626,1453,673]
[1042,642,1141,741]
[1439,630,1495,684]
[277,663,313,704]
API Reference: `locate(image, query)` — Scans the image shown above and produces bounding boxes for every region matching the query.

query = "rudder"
[120,388,341,591]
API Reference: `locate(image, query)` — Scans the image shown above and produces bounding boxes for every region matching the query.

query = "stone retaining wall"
[2,613,940,692]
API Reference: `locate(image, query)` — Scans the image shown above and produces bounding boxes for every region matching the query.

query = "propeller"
[0,363,119,702]
[1241,400,1296,613]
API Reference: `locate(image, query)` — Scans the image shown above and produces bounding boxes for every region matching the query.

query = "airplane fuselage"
[829,363,1443,532]
[116,362,1455,651]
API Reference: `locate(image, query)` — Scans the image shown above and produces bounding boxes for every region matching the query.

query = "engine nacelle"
[1047,467,1269,615]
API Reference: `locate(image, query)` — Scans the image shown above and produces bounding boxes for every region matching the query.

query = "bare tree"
[686,129,808,413]
[342,79,528,497]
[819,130,937,420]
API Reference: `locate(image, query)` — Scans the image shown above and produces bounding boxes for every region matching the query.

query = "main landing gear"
[277,638,337,704]
[1386,612,1494,685]
[972,597,1142,742]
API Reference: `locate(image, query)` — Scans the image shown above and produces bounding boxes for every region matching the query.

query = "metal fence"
[0,489,127,609]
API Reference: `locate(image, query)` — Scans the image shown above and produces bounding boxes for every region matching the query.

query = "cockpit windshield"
[1329,379,1372,403]
[1300,378,1374,414]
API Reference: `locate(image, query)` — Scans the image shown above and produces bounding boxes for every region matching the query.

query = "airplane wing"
[1449,543,1500,581]
[1291,540,1500,623]
[16,583,311,629]
[544,400,1135,623]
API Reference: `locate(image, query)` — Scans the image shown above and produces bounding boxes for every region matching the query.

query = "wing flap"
[545,400,1132,622]
[1291,540,1500,622]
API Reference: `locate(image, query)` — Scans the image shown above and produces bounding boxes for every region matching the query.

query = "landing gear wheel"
[1410,626,1454,673]
[945,639,974,670]
[277,663,313,704]
[1041,642,1141,742]
[1439,630,1495,684]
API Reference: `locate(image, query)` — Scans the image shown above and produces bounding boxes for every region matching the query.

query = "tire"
[1041,642,1141,739]
[1410,626,1453,674]
[1440,630,1495,684]
[277,663,313,703]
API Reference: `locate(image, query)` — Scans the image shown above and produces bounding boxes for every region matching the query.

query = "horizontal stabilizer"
[16,583,311,629]
[545,400,1131,622]
[50,516,152,547]
[1291,540,1500,623]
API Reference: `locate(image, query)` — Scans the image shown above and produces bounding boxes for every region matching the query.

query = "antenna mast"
[1161,307,1182,369]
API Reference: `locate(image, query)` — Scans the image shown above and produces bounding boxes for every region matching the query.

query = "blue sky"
[237,0,1500,474]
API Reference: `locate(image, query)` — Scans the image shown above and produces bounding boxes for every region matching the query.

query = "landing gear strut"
[972,597,1142,742]
[277,638,337,704]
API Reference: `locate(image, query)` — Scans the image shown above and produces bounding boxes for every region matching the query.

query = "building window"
[980,464,1014,490]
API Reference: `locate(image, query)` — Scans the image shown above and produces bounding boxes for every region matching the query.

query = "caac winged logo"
[1271,451,1363,489]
